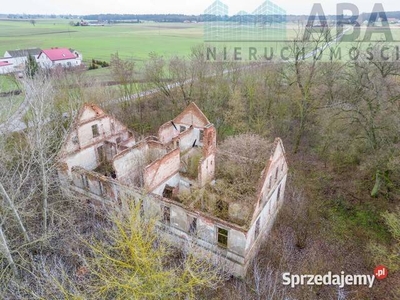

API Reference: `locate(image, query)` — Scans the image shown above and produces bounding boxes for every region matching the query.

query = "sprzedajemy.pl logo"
[282,266,388,289]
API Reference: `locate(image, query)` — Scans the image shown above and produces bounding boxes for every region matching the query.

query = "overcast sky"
[4,0,399,16]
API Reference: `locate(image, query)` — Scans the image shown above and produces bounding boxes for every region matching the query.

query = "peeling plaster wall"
[170,205,190,232]
[173,103,209,128]
[158,122,179,144]
[178,128,198,151]
[113,143,150,185]
[198,153,215,187]
[65,146,99,173]
[176,113,206,127]
[81,108,99,122]
[76,114,129,149]
[245,173,288,257]
[78,118,110,149]
[151,173,180,196]
[196,125,217,186]
[259,141,287,209]
[144,149,180,192]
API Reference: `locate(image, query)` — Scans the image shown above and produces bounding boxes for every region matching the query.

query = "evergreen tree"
[25,54,39,78]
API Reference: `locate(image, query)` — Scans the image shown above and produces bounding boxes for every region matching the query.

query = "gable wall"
[78,116,114,149]
[258,141,287,209]
[65,146,99,173]
[144,149,180,192]
[113,143,149,185]
[175,112,207,127]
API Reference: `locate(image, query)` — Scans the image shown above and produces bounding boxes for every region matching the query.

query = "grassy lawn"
[0,74,21,93]
[0,19,204,64]
[1,19,398,65]
[0,75,24,124]
[0,94,24,123]
[0,75,23,123]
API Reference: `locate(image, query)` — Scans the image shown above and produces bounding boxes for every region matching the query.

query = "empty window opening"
[255,218,260,240]
[111,121,115,132]
[98,181,104,195]
[208,133,212,146]
[81,175,89,189]
[92,124,99,138]
[140,202,144,218]
[163,185,174,199]
[275,168,279,180]
[268,177,272,189]
[137,200,144,218]
[199,130,204,142]
[97,145,105,163]
[180,125,186,133]
[217,227,228,248]
[277,186,281,201]
[189,217,197,235]
[162,206,171,225]
[72,136,79,145]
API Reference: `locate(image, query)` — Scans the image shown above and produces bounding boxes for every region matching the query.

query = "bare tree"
[144,53,173,98]
[0,221,18,276]
[284,27,335,153]
[0,182,30,242]
[21,71,74,234]
[169,56,195,105]
[110,52,136,97]
[339,45,400,151]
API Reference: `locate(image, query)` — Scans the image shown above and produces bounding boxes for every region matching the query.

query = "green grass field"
[0,75,20,92]
[0,19,204,64]
[0,94,24,123]
[0,76,23,123]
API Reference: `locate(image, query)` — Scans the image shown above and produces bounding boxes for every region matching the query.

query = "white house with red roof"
[37,48,82,69]
[0,60,14,74]
[0,48,42,74]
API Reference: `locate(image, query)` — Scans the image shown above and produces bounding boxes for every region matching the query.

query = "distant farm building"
[0,47,82,75]
[1,48,41,73]
[37,48,82,69]
[0,61,14,74]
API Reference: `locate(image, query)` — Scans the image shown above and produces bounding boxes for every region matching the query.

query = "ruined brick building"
[57,103,288,277]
